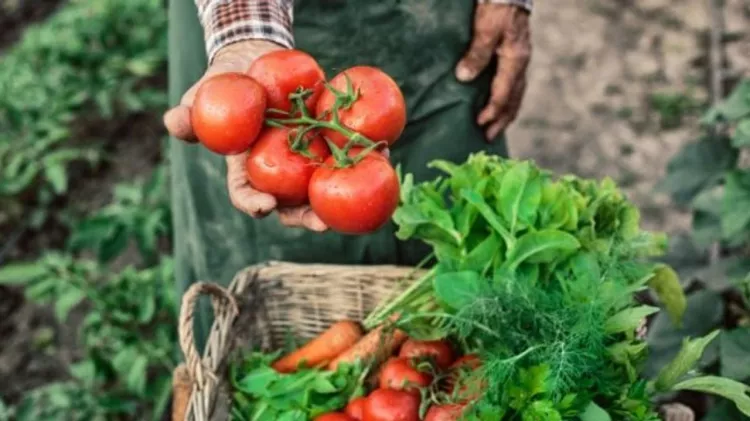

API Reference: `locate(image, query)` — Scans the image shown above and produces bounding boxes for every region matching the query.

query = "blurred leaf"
[672,376,750,416]
[0,262,48,285]
[653,330,720,391]
[43,164,68,195]
[703,79,750,124]
[648,265,686,326]
[98,225,129,263]
[54,288,86,322]
[657,136,737,205]
[721,169,750,240]
[127,354,148,396]
[579,402,611,421]
[645,290,724,378]
[733,119,750,147]
[720,328,750,381]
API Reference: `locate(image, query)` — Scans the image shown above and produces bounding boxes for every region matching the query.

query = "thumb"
[164,105,196,142]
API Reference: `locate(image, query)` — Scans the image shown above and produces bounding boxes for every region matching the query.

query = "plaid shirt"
[196,0,533,63]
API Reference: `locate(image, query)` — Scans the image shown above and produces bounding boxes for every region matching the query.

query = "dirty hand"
[456,3,532,140]
[163,40,328,232]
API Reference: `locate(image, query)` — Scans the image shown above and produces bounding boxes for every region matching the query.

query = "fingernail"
[455,65,476,82]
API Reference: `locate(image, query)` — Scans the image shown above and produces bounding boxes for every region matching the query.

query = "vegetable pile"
[227,154,750,421]
[190,50,406,234]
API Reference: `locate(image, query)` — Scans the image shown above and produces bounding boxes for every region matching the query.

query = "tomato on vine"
[248,49,326,115]
[191,73,267,155]
[308,148,400,234]
[315,66,406,148]
[245,126,330,207]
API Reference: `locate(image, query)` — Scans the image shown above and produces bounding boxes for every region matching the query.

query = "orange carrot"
[272,320,363,373]
[327,322,408,371]
[171,363,191,421]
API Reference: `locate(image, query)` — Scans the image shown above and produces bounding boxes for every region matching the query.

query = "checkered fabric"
[195,0,533,63]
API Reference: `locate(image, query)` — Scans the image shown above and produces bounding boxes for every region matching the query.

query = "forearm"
[194,0,294,63]
[479,0,533,12]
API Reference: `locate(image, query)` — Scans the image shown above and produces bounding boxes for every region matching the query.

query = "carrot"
[272,320,363,373]
[171,363,191,421]
[327,321,408,371]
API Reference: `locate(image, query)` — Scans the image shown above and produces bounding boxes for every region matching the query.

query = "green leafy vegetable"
[230,353,365,421]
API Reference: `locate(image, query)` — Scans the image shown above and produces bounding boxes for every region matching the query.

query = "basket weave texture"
[177,261,694,421]
[178,261,422,421]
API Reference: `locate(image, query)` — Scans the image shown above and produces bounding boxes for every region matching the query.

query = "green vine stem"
[264,78,385,168]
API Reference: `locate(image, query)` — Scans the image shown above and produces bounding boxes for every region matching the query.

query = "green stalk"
[363,267,437,330]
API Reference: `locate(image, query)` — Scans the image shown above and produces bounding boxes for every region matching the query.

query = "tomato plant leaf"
[672,376,750,416]
[505,229,580,270]
[126,353,148,396]
[653,330,721,391]
[605,305,658,334]
[648,264,686,326]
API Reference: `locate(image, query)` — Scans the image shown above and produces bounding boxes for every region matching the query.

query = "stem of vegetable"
[363,267,437,330]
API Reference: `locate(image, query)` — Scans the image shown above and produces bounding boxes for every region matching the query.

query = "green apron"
[169,0,508,344]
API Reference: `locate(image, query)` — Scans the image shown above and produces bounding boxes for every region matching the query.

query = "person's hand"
[456,3,532,140]
[163,40,328,232]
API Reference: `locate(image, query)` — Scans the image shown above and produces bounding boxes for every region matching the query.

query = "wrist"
[213,40,286,65]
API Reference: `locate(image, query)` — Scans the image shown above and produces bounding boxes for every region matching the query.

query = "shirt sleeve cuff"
[478,0,533,12]
[197,0,295,63]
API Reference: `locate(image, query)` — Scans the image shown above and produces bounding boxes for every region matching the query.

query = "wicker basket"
[176,261,695,421]
[177,261,423,421]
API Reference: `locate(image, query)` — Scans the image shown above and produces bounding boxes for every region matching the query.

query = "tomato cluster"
[190,49,407,234]
[314,339,482,421]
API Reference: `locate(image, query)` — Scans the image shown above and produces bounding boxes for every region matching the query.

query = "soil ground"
[1,0,749,416]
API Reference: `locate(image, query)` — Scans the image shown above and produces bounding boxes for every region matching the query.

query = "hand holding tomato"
[163,41,329,231]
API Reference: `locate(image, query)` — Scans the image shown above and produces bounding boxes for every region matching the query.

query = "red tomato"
[398,340,455,369]
[245,126,330,206]
[191,72,266,155]
[424,405,465,421]
[315,413,356,421]
[445,354,484,403]
[247,49,325,115]
[308,149,399,234]
[315,66,406,148]
[379,357,433,393]
[345,397,367,420]
[363,389,420,421]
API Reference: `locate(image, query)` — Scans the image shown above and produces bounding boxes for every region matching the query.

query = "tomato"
[379,357,433,393]
[363,389,420,421]
[315,66,406,148]
[308,149,399,234]
[345,397,367,420]
[245,126,330,206]
[424,404,465,421]
[398,339,455,369]
[191,72,266,155]
[314,413,356,421]
[247,49,325,115]
[445,354,484,403]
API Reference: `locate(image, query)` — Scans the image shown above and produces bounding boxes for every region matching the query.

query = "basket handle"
[178,281,239,387]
